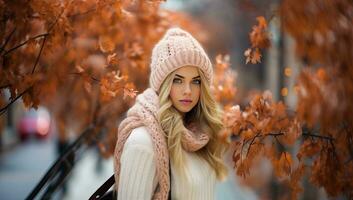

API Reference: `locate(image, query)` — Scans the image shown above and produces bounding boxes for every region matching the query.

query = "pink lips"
[179,99,192,106]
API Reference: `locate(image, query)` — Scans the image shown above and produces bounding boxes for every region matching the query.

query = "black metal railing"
[25,125,95,200]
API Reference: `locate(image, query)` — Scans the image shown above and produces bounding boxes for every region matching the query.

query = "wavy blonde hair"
[157,67,228,181]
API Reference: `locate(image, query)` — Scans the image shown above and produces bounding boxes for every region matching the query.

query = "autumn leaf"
[244,48,262,64]
[237,160,250,178]
[244,15,270,65]
[233,151,241,164]
[297,140,321,161]
[124,42,144,59]
[123,84,138,100]
[249,16,270,48]
[107,53,119,66]
[251,48,261,64]
[244,48,252,64]
[99,35,115,53]
[289,163,305,199]
[256,16,267,29]
[224,105,242,128]
[215,54,230,69]
[274,152,292,178]
[241,129,255,140]
[112,70,123,82]
[316,68,328,81]
[280,152,292,175]
[75,65,85,73]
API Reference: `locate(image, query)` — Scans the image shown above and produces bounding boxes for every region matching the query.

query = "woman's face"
[169,65,201,115]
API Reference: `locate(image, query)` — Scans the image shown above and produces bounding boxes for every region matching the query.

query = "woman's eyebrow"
[175,74,184,79]
[175,74,200,79]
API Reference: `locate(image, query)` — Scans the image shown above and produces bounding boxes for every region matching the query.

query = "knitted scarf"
[113,88,210,200]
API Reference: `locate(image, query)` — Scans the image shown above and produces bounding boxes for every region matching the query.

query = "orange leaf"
[75,65,84,73]
[244,48,252,64]
[251,48,262,64]
[233,152,241,165]
[256,16,267,28]
[242,129,255,140]
[99,35,115,53]
[107,53,118,66]
[276,152,292,177]
[123,86,138,100]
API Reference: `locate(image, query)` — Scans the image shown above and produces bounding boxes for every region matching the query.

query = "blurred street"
[0,138,56,199]
[0,132,257,200]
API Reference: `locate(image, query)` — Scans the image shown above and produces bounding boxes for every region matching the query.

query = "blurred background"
[0,0,349,199]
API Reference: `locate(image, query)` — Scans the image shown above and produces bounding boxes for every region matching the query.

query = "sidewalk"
[0,137,258,200]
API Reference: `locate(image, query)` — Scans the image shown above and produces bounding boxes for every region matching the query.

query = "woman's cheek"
[169,87,179,103]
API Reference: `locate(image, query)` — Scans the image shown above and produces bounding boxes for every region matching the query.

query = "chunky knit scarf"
[113,88,210,200]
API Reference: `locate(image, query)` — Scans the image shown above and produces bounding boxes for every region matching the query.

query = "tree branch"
[32,36,47,74]
[0,86,32,115]
[0,27,16,54]
[246,132,261,157]
[273,135,285,150]
[268,133,284,137]
[302,132,335,141]
[2,33,49,56]
[2,1,65,57]
[47,5,66,33]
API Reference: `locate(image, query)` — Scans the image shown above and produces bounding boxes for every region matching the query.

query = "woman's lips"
[179,99,192,106]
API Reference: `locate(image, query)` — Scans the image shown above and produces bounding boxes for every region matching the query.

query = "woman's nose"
[183,84,192,95]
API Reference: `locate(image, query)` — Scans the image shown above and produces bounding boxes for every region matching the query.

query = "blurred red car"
[17,107,51,141]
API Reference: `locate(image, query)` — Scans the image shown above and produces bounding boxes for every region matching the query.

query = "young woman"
[114,27,228,200]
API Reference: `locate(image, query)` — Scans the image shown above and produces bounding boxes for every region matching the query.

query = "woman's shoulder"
[124,126,153,150]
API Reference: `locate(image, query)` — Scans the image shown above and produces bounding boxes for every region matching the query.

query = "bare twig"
[0,1,73,115]
[273,135,285,150]
[47,5,66,33]
[302,132,335,141]
[246,132,261,157]
[268,133,285,137]
[3,1,65,57]
[32,36,47,74]
[0,27,16,54]
[3,33,49,56]
[0,86,32,115]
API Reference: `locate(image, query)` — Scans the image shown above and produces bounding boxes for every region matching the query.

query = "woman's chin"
[175,105,193,114]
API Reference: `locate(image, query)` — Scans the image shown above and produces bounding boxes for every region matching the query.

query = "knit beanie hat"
[149,27,213,92]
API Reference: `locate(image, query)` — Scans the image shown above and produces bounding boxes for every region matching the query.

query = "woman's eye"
[192,79,201,84]
[173,78,182,84]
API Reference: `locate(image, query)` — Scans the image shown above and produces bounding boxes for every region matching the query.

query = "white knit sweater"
[117,126,217,200]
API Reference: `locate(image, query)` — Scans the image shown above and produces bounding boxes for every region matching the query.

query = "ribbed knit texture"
[114,88,211,200]
[118,127,158,200]
[118,126,216,200]
[149,27,213,92]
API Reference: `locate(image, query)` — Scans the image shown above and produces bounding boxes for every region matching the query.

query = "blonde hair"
[157,67,228,180]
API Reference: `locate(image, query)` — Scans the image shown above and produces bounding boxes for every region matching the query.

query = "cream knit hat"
[149,27,213,92]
